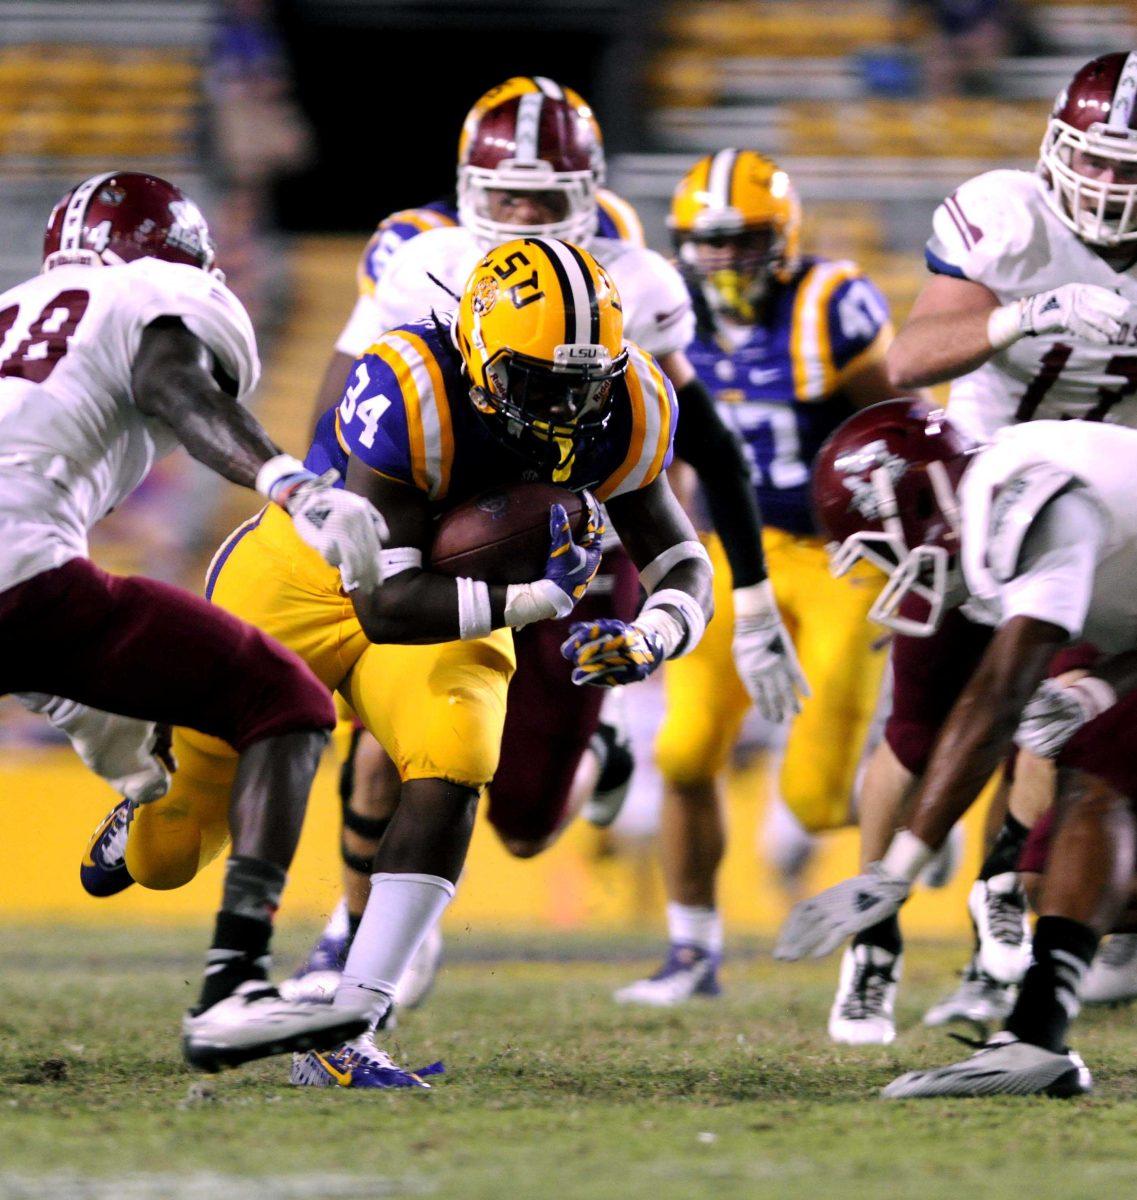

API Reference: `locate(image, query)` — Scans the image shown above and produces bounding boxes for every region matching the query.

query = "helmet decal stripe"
[533,76,564,100]
[515,92,544,162]
[707,150,737,209]
[58,171,116,251]
[528,237,590,344]
[1108,51,1137,129]
[561,241,601,343]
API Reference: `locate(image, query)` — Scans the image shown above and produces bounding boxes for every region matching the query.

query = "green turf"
[0,924,1134,1200]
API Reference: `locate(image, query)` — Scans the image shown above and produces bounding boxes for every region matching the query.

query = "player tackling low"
[0,171,388,1068]
[814,49,1137,1041]
[777,399,1137,1097]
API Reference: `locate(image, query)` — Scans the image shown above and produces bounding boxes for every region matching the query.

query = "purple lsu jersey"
[304,315,677,511]
[686,255,891,535]
[356,191,645,298]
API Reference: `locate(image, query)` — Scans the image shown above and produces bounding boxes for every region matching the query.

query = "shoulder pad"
[986,462,1077,583]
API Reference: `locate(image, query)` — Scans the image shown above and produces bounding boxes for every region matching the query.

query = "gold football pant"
[125,504,514,889]
[654,529,886,833]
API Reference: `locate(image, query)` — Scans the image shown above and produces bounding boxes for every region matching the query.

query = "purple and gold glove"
[560,618,666,687]
[504,492,604,628]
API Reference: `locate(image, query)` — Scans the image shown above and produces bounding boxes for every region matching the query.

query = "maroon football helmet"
[457,76,604,247]
[1040,51,1137,246]
[812,399,977,636]
[43,172,216,272]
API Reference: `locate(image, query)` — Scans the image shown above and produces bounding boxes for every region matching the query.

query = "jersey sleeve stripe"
[597,189,645,247]
[371,340,429,493]
[596,358,649,501]
[943,194,976,250]
[833,321,894,386]
[394,328,455,500]
[790,262,858,400]
[925,247,968,279]
[599,348,668,499]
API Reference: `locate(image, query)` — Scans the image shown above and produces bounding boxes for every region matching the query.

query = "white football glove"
[16,694,173,805]
[1014,674,1116,759]
[282,470,389,595]
[773,865,911,961]
[732,581,811,724]
[992,283,1131,348]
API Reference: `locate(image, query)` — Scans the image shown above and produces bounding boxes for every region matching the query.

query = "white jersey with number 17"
[925,168,1137,440]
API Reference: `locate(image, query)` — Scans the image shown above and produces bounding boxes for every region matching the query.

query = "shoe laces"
[651,944,711,981]
[97,804,132,865]
[985,887,1026,946]
[342,1032,398,1071]
[840,955,894,1020]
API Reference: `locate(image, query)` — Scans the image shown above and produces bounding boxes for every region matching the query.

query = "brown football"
[430,482,587,584]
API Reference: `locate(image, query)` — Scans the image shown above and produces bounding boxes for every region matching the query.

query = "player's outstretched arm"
[662,351,808,721]
[132,316,281,487]
[133,317,387,594]
[888,274,1131,390]
[560,474,714,688]
[345,458,603,645]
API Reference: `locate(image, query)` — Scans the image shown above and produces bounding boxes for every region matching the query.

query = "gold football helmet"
[456,237,627,480]
[669,149,801,323]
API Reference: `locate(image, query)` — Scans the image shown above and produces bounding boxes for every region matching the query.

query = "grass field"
[1,924,1134,1200]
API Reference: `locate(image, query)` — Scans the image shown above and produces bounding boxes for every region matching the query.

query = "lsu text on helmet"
[669,149,801,323]
[43,172,216,273]
[458,76,605,249]
[1040,51,1137,246]
[456,236,627,480]
[812,398,977,637]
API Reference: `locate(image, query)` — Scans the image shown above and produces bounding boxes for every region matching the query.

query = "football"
[430,482,587,584]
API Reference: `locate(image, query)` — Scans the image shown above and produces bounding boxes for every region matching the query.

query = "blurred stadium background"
[1,0,1133,940]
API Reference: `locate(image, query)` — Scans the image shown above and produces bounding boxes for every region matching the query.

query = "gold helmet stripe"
[706,149,739,212]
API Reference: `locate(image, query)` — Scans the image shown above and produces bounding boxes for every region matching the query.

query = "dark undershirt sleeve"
[672,377,767,588]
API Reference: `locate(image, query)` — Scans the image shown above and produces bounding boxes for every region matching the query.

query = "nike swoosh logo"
[314,1053,353,1086]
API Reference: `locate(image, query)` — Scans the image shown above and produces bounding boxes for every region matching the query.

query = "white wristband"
[456,576,493,640]
[256,454,311,500]
[879,829,935,884]
[634,606,685,658]
[379,546,422,578]
[641,587,708,658]
[986,301,1026,351]
[732,578,776,621]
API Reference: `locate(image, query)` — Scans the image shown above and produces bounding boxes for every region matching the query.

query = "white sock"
[666,902,723,954]
[333,872,455,1020]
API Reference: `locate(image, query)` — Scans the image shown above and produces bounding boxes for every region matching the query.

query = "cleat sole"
[182,1014,369,1074]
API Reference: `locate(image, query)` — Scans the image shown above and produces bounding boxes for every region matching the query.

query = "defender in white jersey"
[820,50,1137,1041]
[777,400,1137,1097]
[0,171,388,1069]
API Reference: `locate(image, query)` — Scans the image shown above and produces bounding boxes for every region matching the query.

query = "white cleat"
[829,945,901,1045]
[278,969,341,1005]
[1081,934,1137,1005]
[613,944,722,1007]
[182,979,369,1073]
[923,957,1017,1028]
[393,924,443,1010]
[970,873,1032,985]
[882,1031,1092,1098]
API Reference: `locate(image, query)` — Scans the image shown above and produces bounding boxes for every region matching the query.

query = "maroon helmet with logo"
[457,76,604,247]
[43,172,216,272]
[812,399,977,636]
[1039,51,1137,246]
